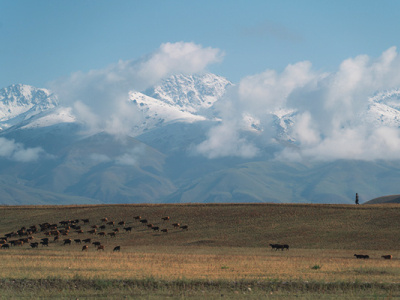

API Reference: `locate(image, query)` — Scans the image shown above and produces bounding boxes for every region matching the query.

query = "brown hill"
[364,194,400,204]
[1,203,400,251]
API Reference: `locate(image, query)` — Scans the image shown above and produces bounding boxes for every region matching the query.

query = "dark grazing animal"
[172,223,180,228]
[30,242,39,248]
[269,244,289,251]
[63,239,72,245]
[382,255,392,260]
[354,254,369,259]
[11,240,24,246]
[74,239,81,244]
[97,245,105,251]
[162,216,170,221]
[82,238,91,243]
[180,225,188,230]
[82,245,89,251]
[113,246,121,252]
[1,244,9,249]
[161,229,168,233]
[123,227,132,232]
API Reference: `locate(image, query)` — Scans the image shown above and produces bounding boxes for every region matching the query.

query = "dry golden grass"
[1,247,400,284]
[1,203,400,287]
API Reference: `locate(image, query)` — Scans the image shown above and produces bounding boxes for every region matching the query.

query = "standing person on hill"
[355,193,359,205]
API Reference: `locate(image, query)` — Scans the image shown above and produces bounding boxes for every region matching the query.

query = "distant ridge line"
[364,194,400,204]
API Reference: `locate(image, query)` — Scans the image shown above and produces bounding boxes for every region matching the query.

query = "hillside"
[1,203,400,250]
[364,194,400,204]
[2,79,400,205]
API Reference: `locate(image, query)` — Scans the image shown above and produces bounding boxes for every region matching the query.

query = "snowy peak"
[0,84,59,129]
[0,84,58,114]
[129,73,231,134]
[145,73,231,113]
[361,89,400,128]
[130,90,206,131]
[270,87,400,145]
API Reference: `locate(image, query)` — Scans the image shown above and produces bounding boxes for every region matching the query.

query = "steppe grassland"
[1,247,400,283]
[1,203,400,298]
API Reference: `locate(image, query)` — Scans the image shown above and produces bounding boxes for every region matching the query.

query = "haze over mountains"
[1,73,400,205]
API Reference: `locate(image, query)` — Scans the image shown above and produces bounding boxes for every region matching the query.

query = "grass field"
[0,203,400,298]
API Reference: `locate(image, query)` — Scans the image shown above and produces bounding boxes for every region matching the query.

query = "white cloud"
[196,46,400,162]
[283,46,400,161]
[88,146,145,167]
[115,145,145,166]
[292,111,320,146]
[136,42,224,90]
[89,153,111,163]
[196,121,259,159]
[50,42,223,136]
[47,42,400,162]
[195,61,319,158]
[0,137,44,162]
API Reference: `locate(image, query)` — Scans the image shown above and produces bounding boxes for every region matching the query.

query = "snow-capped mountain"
[123,73,231,138]
[4,76,400,142]
[146,73,231,113]
[2,75,400,205]
[130,90,207,129]
[361,89,400,127]
[268,89,400,145]
[130,73,230,134]
[0,84,59,130]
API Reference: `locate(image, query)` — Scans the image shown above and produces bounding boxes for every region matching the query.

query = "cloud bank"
[50,42,223,135]
[196,46,400,161]
[49,41,400,162]
[0,137,44,162]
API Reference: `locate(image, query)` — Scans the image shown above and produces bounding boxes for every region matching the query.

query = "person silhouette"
[355,193,359,205]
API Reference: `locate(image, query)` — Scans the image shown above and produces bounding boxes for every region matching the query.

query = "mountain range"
[1,74,400,205]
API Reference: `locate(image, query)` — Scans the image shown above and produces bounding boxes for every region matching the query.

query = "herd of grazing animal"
[1,211,393,261]
[353,254,393,260]
[269,243,289,251]
[0,213,189,253]
[133,215,189,234]
[268,244,393,260]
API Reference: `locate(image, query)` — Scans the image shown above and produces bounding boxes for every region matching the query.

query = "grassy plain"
[0,203,400,298]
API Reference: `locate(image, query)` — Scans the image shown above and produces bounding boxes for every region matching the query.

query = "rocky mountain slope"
[1,75,400,205]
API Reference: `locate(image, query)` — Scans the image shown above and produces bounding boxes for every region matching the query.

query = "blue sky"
[2,0,400,89]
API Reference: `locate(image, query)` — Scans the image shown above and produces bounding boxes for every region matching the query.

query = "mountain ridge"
[1,75,400,205]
